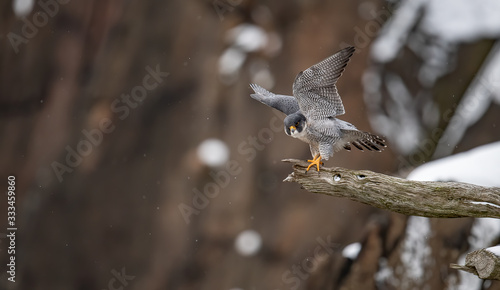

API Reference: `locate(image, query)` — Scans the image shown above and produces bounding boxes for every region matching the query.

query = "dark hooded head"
[284,112,307,136]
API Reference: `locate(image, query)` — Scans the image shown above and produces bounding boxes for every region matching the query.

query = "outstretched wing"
[339,129,386,152]
[292,46,355,119]
[250,84,300,115]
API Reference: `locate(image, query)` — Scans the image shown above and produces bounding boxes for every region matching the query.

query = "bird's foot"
[306,155,322,172]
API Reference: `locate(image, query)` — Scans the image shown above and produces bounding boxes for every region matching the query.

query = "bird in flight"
[250,46,386,171]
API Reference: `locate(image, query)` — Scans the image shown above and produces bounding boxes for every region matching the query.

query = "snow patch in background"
[400,216,432,285]
[218,19,282,85]
[251,68,275,89]
[468,219,500,261]
[408,141,500,187]
[366,0,500,156]
[219,24,268,85]
[218,48,247,84]
[421,0,500,42]
[342,242,362,260]
[225,24,268,53]
[374,258,395,288]
[248,59,275,89]
[197,138,229,167]
[433,42,500,158]
[13,0,34,17]
[487,246,500,257]
[384,73,422,155]
[457,218,500,290]
[372,0,500,63]
[406,143,500,290]
[371,0,424,63]
[234,229,262,256]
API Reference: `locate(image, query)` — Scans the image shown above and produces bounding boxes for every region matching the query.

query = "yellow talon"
[306,154,322,172]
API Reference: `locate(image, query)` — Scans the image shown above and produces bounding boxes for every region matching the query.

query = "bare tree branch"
[283,159,500,218]
[451,248,500,280]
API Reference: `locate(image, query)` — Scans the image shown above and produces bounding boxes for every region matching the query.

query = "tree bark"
[283,159,500,218]
[451,247,500,280]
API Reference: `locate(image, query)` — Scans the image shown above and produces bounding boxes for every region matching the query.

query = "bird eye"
[295,122,299,126]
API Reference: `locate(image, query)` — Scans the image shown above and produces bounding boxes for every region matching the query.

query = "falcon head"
[284,113,307,137]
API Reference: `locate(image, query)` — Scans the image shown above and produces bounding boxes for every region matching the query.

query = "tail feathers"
[342,132,386,152]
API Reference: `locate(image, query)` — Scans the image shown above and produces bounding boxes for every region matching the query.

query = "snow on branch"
[282,159,500,219]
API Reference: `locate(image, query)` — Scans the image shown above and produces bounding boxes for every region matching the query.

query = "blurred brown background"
[1,0,500,289]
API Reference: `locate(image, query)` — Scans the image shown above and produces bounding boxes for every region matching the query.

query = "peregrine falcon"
[250,46,386,171]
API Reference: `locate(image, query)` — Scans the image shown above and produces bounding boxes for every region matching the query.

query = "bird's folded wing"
[250,84,300,115]
[292,46,355,119]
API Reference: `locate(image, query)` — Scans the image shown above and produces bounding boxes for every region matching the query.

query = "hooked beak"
[289,125,296,133]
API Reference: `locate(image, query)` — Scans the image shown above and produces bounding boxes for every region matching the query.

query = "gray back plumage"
[292,46,355,119]
[249,84,300,115]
